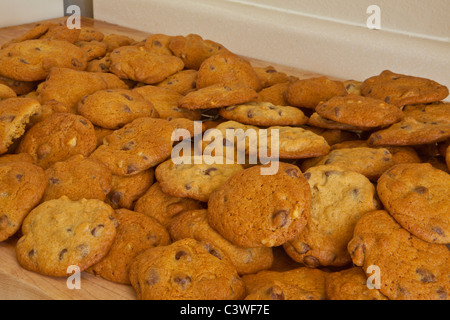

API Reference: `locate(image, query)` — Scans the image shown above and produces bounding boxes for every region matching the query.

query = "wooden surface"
[0,17,327,300]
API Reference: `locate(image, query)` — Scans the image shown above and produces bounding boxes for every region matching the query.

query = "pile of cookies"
[0,21,449,300]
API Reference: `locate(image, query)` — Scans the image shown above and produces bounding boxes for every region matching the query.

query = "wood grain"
[0,17,329,300]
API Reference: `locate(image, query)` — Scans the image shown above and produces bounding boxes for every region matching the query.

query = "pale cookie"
[169,209,274,275]
[283,165,380,267]
[42,154,113,202]
[377,163,450,244]
[219,101,309,127]
[128,238,246,300]
[242,267,327,300]
[207,163,311,248]
[16,196,117,277]
[155,157,244,202]
[0,161,46,241]
[87,208,171,284]
[90,117,177,176]
[360,70,449,107]
[0,97,41,154]
[134,182,203,228]
[348,210,450,300]
[16,112,97,169]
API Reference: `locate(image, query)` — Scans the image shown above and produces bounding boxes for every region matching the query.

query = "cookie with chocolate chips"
[283,165,380,267]
[16,196,117,277]
[169,209,274,275]
[128,238,246,300]
[377,163,450,244]
[0,161,46,242]
[348,210,450,300]
[207,162,311,248]
[87,208,171,284]
[360,70,449,107]
[78,88,159,130]
[156,69,198,95]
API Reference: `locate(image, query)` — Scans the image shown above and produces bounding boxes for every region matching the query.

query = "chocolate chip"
[1,115,15,123]
[99,63,107,70]
[266,286,285,300]
[352,189,359,197]
[0,215,10,227]
[204,167,218,175]
[28,249,36,258]
[247,110,254,119]
[431,226,445,237]
[294,242,311,255]
[59,249,68,261]
[153,40,162,47]
[414,186,427,194]
[123,105,131,113]
[19,58,30,64]
[49,177,60,185]
[416,268,437,283]
[208,248,222,260]
[272,210,289,228]
[334,107,341,117]
[185,183,192,190]
[285,168,299,178]
[384,96,391,103]
[146,269,159,285]
[91,224,105,237]
[123,94,133,101]
[109,191,123,206]
[71,58,83,67]
[303,172,311,180]
[303,255,321,268]
[175,250,188,260]
[324,170,334,176]
[126,164,138,175]
[15,174,23,182]
[76,243,89,258]
[121,141,135,151]
[174,275,192,289]
[265,68,276,74]
[436,287,447,300]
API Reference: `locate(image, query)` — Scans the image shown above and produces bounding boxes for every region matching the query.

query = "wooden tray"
[0,17,328,300]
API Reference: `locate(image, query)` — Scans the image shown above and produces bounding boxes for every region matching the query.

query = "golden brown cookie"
[0,83,17,100]
[402,102,450,123]
[315,94,404,129]
[77,27,105,42]
[343,80,363,95]
[253,66,293,89]
[143,33,174,56]
[169,209,273,275]
[348,210,450,300]
[307,127,360,147]
[78,88,159,129]
[178,84,259,110]
[16,112,97,169]
[377,163,450,244]
[110,45,184,84]
[0,161,46,241]
[0,97,41,155]
[0,39,87,82]
[105,169,154,210]
[285,76,348,109]
[283,165,379,267]
[74,40,108,61]
[86,56,111,73]
[156,69,198,95]
[133,85,201,120]
[89,117,176,176]
[360,70,449,107]
[168,33,227,70]
[102,33,135,52]
[257,81,291,106]
[208,163,311,248]
[39,23,81,43]
[1,22,55,48]
[0,152,33,165]
[325,267,389,300]
[88,208,171,284]
[128,238,246,300]
[196,50,262,91]
[16,196,117,277]
[0,75,38,96]
[42,154,112,202]
[307,112,374,132]
[242,267,327,300]
[134,182,203,228]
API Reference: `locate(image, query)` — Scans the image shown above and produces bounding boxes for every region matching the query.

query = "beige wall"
[0,0,63,28]
[227,0,450,41]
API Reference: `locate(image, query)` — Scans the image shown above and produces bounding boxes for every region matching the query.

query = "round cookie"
[88,208,171,284]
[315,94,404,129]
[307,112,374,132]
[325,267,389,300]
[300,147,395,181]
[155,157,244,202]
[377,163,450,244]
[77,27,104,42]
[102,33,136,53]
[196,50,262,92]
[253,65,293,89]
[283,165,380,267]
[74,40,107,61]
[168,33,227,70]
[105,169,154,210]
[89,117,176,176]
[242,267,327,300]
[134,182,203,228]
[169,209,274,275]
[285,76,348,109]
[38,23,81,43]
[143,33,173,56]
[0,97,42,155]
[16,196,117,277]
[0,39,88,82]
[78,88,159,129]
[109,45,184,84]
[360,70,449,107]
[16,112,97,169]
[207,162,311,248]
[178,84,259,110]
[219,101,309,127]
[156,69,198,95]
[133,85,201,120]
[86,56,111,73]
[402,102,450,124]
[42,154,113,202]
[348,210,450,300]
[128,238,246,300]
[0,161,46,241]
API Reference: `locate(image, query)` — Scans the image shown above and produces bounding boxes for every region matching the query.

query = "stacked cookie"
[0,21,449,301]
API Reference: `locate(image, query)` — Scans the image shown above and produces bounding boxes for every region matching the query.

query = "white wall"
[0,0,64,28]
